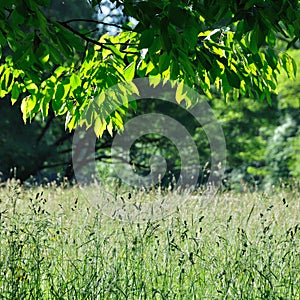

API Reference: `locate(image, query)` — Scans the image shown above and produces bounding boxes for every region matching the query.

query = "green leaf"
[70,73,82,89]
[3,69,14,92]
[113,111,124,130]
[94,116,106,138]
[66,112,79,131]
[107,119,113,136]
[225,69,240,89]
[266,30,276,47]
[11,9,25,25]
[26,82,38,93]
[160,18,172,52]
[54,66,67,78]
[234,20,244,41]
[221,74,232,99]
[52,98,62,114]
[60,27,85,52]
[265,49,278,70]
[12,38,35,69]
[149,75,161,88]
[55,83,70,101]
[175,81,186,104]
[233,88,239,101]
[265,91,272,105]
[249,31,258,54]
[254,26,266,50]
[292,57,297,77]
[48,44,63,64]
[179,58,195,77]
[54,30,74,57]
[170,61,179,80]
[138,29,154,49]
[148,34,161,53]
[11,84,20,105]
[281,53,297,79]
[41,96,50,118]
[130,99,137,112]
[0,31,6,46]
[168,6,188,28]
[36,44,50,63]
[124,61,136,81]
[103,43,124,60]
[21,95,37,123]
[158,52,170,73]
[183,25,198,49]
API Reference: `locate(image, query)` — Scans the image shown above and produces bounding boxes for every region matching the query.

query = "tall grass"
[0,179,299,299]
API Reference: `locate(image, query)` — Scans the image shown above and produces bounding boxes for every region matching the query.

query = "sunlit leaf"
[124,61,136,81]
[70,74,82,88]
[175,81,186,104]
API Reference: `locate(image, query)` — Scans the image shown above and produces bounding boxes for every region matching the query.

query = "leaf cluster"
[0,0,299,136]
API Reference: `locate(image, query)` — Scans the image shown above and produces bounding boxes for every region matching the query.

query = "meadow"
[0,180,299,299]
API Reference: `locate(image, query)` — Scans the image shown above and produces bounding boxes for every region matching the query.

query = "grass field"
[0,180,299,299]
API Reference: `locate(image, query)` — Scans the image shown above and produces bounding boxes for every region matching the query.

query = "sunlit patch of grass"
[0,179,299,299]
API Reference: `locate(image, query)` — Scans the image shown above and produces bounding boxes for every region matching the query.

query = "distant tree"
[263,49,300,185]
[211,48,300,188]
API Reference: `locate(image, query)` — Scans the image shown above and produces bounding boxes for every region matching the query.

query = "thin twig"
[58,21,138,48]
[62,18,131,31]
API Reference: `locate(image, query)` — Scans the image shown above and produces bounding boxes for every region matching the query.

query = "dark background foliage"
[0,1,299,189]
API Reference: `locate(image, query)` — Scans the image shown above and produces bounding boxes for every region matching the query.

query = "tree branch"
[37,108,55,144]
[276,35,300,50]
[58,21,139,48]
[40,161,69,170]
[53,132,73,146]
[62,18,131,31]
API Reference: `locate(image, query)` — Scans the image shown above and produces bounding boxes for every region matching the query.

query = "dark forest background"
[0,0,299,190]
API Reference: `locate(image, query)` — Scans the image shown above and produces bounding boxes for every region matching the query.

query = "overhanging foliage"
[0,0,299,137]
